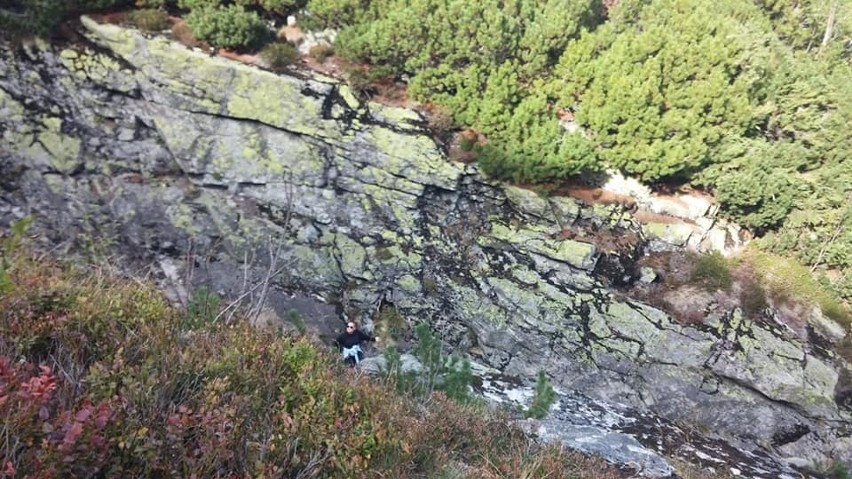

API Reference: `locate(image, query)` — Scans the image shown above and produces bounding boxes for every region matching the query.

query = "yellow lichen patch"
[486,222,597,271]
[59,47,132,88]
[368,101,422,125]
[365,127,462,190]
[169,202,200,236]
[338,85,360,110]
[38,130,82,174]
[81,16,138,57]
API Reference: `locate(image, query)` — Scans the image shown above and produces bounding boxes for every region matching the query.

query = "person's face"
[346,323,356,333]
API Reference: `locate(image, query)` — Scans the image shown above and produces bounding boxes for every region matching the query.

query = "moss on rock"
[364,127,462,190]
[487,222,597,271]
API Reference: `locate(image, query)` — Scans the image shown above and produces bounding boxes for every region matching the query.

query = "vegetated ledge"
[0,248,624,479]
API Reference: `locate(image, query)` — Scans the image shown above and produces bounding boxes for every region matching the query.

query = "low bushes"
[0,0,66,37]
[308,43,334,63]
[185,5,268,50]
[77,0,133,9]
[690,251,733,291]
[128,8,170,31]
[259,41,299,70]
[0,245,620,478]
[135,0,166,7]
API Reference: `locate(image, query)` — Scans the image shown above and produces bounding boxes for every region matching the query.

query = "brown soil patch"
[218,49,264,67]
[556,108,575,122]
[370,77,414,108]
[171,19,204,49]
[301,55,348,77]
[447,130,481,163]
[553,180,636,209]
[88,11,130,24]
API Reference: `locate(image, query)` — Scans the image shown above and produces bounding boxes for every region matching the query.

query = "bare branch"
[215,263,289,323]
[819,1,839,55]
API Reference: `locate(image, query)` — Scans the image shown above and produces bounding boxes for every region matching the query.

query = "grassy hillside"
[0,241,620,478]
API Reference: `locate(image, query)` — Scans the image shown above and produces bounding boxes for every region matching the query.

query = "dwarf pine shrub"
[185,5,268,50]
[0,0,64,38]
[526,371,556,419]
[381,323,474,403]
[128,8,170,31]
[308,43,334,63]
[177,0,222,10]
[79,0,132,8]
[259,41,299,70]
[135,0,166,7]
[411,323,474,402]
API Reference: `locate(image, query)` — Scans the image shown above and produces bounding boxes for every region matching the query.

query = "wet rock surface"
[1,19,850,476]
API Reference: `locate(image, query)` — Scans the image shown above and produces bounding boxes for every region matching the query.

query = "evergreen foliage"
[0,0,66,37]
[135,0,167,7]
[260,41,299,70]
[305,0,604,183]
[184,286,222,329]
[477,93,601,183]
[237,0,304,13]
[177,0,223,10]
[176,0,306,14]
[526,371,556,419]
[754,0,852,57]
[185,5,268,50]
[383,323,474,404]
[551,0,776,181]
[78,0,134,9]
[128,8,170,30]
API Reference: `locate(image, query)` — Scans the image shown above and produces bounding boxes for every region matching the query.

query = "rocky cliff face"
[2,18,850,476]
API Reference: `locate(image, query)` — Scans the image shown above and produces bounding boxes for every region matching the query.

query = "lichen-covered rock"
[1,19,849,475]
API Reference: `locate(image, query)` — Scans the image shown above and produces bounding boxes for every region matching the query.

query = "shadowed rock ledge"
[1,17,850,476]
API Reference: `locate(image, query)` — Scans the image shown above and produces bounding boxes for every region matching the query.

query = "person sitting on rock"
[335,321,375,366]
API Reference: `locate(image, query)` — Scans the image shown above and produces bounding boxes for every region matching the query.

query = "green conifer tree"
[526,371,556,419]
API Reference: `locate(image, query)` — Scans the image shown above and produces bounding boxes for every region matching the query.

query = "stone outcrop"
[1,18,850,476]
